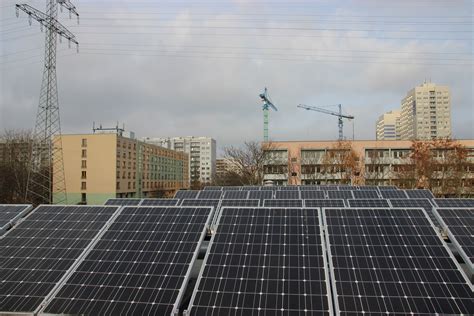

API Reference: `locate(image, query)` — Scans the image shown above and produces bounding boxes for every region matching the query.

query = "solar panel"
[248,190,273,201]
[263,199,303,207]
[219,199,260,207]
[324,207,474,315]
[388,199,440,227]
[222,186,242,191]
[222,190,249,200]
[433,198,474,208]
[174,190,200,199]
[0,205,119,313]
[104,198,142,206]
[203,186,223,191]
[42,206,212,315]
[181,199,220,209]
[300,185,322,190]
[139,199,180,206]
[377,185,398,190]
[275,190,300,199]
[347,199,390,207]
[186,207,332,315]
[327,190,354,199]
[301,190,326,199]
[276,186,299,190]
[260,186,276,191]
[380,190,408,199]
[337,185,358,191]
[353,190,381,199]
[305,199,346,208]
[197,190,223,200]
[405,189,435,199]
[243,186,261,191]
[434,208,474,267]
[0,204,33,234]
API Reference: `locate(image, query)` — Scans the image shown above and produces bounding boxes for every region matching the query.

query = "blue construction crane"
[297,104,354,140]
[260,87,278,142]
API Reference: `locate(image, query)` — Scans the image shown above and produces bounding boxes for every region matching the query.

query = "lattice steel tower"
[16,0,79,204]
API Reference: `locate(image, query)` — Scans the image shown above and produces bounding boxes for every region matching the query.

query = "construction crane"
[297,104,354,140]
[260,87,278,142]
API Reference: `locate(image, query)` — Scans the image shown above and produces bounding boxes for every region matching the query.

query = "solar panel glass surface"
[0,204,32,233]
[139,199,179,206]
[197,190,223,200]
[219,199,260,207]
[433,199,474,208]
[275,190,300,199]
[327,191,353,199]
[0,205,119,313]
[324,208,474,315]
[105,199,142,206]
[380,190,408,199]
[263,199,303,207]
[388,199,440,227]
[347,199,390,207]
[300,190,326,199]
[222,191,249,200]
[353,190,381,199]
[174,190,200,199]
[187,207,332,315]
[304,199,346,208]
[405,189,434,199]
[43,206,212,315]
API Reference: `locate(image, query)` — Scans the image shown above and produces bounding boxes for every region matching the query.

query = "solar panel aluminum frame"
[38,206,213,316]
[433,207,474,278]
[138,199,180,206]
[184,207,334,316]
[0,204,33,234]
[322,207,474,316]
[4,204,123,315]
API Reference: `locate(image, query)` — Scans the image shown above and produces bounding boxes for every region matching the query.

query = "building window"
[116,182,120,190]
[81,193,87,203]
[81,160,87,168]
[82,149,87,158]
[81,138,87,147]
[81,182,87,190]
[81,171,87,179]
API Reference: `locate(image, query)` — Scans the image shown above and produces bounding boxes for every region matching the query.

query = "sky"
[0,0,473,154]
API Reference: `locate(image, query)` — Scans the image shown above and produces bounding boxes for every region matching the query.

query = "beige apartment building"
[400,82,451,140]
[263,140,474,196]
[376,110,401,140]
[54,133,189,205]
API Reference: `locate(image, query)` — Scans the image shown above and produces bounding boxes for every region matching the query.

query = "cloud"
[1,0,472,152]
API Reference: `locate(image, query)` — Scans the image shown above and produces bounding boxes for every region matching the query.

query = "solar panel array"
[324,208,474,315]
[0,204,33,234]
[0,205,119,313]
[187,207,332,315]
[434,208,474,267]
[42,206,212,315]
[3,184,474,315]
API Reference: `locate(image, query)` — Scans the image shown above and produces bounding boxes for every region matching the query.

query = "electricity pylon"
[16,0,79,205]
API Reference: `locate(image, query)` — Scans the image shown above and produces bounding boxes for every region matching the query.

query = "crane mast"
[297,104,354,140]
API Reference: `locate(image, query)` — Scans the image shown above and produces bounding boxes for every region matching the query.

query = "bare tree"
[321,141,361,185]
[220,141,274,186]
[0,129,33,203]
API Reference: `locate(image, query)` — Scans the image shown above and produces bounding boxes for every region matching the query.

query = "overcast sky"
[1,0,472,154]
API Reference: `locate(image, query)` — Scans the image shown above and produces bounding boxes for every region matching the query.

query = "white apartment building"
[400,82,451,140]
[376,110,401,140]
[142,136,216,184]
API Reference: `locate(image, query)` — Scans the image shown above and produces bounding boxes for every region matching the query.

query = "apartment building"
[54,133,189,205]
[143,136,216,184]
[376,110,401,140]
[263,140,474,196]
[400,82,451,140]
